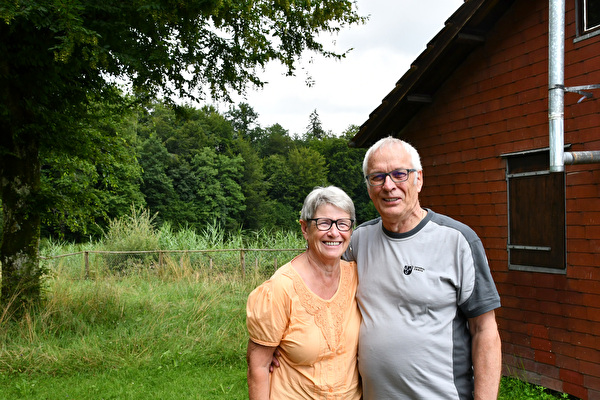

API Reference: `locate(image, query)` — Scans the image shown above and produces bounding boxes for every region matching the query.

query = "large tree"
[0,0,364,312]
[41,99,145,240]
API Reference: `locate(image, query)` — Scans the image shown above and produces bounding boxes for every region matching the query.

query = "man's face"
[366,143,423,226]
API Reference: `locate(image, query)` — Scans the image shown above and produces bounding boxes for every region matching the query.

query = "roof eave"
[349,0,517,148]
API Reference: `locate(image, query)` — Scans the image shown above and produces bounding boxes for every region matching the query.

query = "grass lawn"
[0,365,248,400]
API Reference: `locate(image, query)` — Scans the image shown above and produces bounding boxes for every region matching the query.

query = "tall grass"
[40,206,305,280]
[0,208,306,399]
[0,260,261,399]
[39,205,305,258]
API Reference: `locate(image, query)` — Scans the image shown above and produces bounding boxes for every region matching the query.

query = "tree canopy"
[0,0,365,313]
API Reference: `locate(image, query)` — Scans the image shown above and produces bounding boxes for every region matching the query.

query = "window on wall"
[578,0,600,35]
[503,149,566,273]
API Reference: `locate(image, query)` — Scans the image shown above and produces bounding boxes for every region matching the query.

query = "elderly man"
[344,136,502,400]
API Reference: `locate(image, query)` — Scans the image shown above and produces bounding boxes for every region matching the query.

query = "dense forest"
[35,101,378,243]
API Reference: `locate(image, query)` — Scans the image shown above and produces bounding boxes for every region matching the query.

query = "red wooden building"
[350,0,600,398]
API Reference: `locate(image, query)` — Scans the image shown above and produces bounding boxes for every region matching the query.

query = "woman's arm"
[247,339,278,400]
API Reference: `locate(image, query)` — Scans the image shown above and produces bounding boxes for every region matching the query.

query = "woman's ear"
[300,219,309,240]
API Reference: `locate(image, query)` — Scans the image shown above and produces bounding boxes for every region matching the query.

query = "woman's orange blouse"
[246,256,362,399]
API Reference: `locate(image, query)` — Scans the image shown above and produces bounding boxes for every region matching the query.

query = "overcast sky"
[213,0,464,136]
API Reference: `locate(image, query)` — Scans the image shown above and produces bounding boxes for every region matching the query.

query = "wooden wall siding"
[397,0,600,398]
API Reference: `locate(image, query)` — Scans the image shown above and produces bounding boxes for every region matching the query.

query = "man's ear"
[416,170,424,193]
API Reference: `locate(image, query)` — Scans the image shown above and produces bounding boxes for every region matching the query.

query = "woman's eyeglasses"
[307,218,354,232]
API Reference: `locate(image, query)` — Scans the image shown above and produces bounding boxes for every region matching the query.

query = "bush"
[101,205,160,272]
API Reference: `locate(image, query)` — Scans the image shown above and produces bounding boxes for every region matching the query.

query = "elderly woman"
[246,186,361,400]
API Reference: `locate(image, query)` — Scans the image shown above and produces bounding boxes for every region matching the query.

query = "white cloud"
[212,0,464,135]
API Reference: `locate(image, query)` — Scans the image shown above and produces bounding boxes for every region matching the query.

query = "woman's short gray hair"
[300,186,356,221]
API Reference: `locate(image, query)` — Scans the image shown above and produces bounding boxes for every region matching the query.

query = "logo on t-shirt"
[403,265,425,275]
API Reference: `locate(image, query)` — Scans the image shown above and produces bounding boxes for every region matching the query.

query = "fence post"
[159,251,163,269]
[84,251,89,279]
[240,249,246,278]
[274,257,277,271]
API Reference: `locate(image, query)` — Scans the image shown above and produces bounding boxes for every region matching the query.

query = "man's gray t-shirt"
[344,209,501,400]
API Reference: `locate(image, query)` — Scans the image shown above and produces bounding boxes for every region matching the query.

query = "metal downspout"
[549,0,565,172]
[548,0,600,168]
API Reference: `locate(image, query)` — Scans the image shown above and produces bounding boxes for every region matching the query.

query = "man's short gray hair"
[362,137,422,184]
[300,186,356,221]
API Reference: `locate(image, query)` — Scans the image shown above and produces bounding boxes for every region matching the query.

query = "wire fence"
[40,248,305,280]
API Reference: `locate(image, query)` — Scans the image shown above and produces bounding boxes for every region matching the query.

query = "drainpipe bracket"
[562,84,600,103]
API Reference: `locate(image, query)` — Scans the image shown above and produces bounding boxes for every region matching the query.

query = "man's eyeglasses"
[307,218,354,232]
[365,169,417,187]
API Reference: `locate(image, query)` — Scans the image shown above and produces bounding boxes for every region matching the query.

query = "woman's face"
[300,203,352,264]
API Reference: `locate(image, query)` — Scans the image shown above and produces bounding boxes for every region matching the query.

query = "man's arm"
[247,340,277,400]
[469,310,502,400]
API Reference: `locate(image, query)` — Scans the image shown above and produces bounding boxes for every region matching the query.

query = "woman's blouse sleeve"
[246,279,290,347]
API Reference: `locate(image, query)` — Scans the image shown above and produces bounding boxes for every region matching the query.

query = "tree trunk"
[0,130,42,315]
